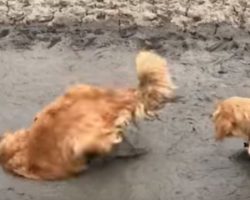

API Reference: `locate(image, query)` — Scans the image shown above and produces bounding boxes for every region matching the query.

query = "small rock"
[7,187,14,191]
[218,69,227,74]
[96,12,106,20]
[198,0,205,5]
[143,11,157,20]
[0,29,9,38]
[192,16,201,22]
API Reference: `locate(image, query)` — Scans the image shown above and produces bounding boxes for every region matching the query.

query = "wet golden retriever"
[0,51,176,180]
[212,96,250,153]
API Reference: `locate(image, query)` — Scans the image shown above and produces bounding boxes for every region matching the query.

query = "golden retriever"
[0,51,176,180]
[212,96,250,153]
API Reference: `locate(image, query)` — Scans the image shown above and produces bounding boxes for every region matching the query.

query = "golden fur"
[0,51,175,180]
[212,97,250,143]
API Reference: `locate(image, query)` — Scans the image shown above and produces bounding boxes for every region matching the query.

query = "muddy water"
[1,23,250,200]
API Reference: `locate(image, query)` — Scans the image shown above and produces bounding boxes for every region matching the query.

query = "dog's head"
[212,102,250,141]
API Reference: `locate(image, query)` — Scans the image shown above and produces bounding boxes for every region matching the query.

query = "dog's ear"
[214,118,233,141]
[212,105,221,121]
[211,98,224,120]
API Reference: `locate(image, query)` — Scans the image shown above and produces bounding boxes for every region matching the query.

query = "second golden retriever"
[212,96,250,153]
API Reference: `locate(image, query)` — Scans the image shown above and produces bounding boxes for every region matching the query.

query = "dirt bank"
[0,0,250,31]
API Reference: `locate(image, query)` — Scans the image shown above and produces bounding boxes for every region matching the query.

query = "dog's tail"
[135,51,176,118]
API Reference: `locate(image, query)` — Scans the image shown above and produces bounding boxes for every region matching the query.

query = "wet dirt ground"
[1,22,250,200]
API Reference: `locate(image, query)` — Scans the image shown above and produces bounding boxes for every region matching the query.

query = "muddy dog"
[0,51,176,180]
[212,96,250,154]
